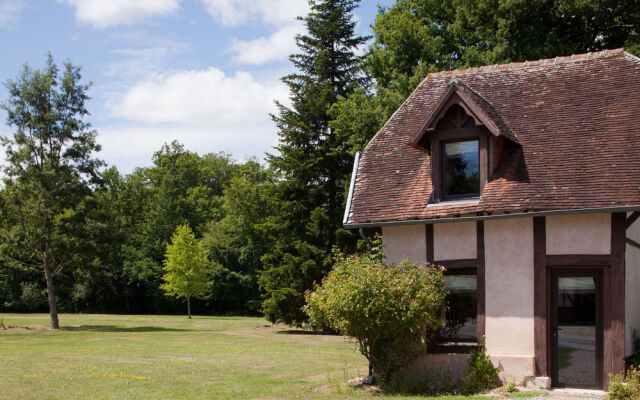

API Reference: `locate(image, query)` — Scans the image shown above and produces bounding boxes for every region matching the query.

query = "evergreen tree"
[260,0,369,326]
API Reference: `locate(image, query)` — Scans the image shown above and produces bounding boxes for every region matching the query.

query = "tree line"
[1,0,638,328]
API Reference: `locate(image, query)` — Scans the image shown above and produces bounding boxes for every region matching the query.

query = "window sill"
[426,198,480,208]
[429,342,479,354]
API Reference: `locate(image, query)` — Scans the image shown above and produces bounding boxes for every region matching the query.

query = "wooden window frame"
[430,127,489,202]
[426,221,486,354]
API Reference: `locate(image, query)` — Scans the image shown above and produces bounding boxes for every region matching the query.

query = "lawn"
[0,314,537,400]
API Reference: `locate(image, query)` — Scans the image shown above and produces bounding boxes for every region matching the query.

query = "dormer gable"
[410,80,519,203]
[412,80,518,149]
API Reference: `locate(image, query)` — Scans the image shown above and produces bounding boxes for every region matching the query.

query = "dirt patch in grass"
[0,325,47,333]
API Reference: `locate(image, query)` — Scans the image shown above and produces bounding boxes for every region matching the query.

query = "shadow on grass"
[276,329,338,336]
[62,325,193,333]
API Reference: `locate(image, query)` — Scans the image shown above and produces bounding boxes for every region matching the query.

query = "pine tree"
[260,0,369,326]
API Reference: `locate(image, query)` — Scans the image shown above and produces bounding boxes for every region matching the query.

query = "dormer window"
[410,80,520,204]
[443,139,480,199]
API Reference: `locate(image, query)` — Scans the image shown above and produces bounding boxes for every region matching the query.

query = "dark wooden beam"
[545,254,612,266]
[436,259,479,269]
[479,136,488,193]
[625,211,640,230]
[627,237,640,251]
[426,224,434,263]
[476,221,486,339]
[533,216,548,377]
[605,213,626,387]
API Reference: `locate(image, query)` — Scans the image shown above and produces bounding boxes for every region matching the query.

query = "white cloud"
[231,24,303,65]
[201,0,310,65]
[59,0,180,28]
[200,0,309,26]
[102,67,289,172]
[0,0,24,29]
[110,67,288,125]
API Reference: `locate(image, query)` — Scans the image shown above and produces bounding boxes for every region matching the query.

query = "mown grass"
[0,314,535,400]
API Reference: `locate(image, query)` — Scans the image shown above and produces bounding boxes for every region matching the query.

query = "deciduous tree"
[0,54,103,329]
[161,224,210,319]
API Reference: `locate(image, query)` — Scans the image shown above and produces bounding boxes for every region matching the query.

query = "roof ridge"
[426,48,626,78]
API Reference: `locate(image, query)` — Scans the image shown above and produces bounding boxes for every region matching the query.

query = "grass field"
[0,314,537,400]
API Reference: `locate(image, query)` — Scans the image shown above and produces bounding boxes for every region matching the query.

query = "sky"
[0,0,394,174]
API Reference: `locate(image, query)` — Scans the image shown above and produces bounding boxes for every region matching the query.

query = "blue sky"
[0,0,394,173]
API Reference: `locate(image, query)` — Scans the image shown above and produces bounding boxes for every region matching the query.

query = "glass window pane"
[443,140,479,197]
[557,276,597,386]
[444,275,477,292]
[440,274,477,341]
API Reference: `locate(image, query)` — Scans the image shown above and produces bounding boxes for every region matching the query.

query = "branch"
[53,259,74,275]
[0,254,43,270]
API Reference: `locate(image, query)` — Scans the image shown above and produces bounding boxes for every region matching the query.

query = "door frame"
[549,267,604,389]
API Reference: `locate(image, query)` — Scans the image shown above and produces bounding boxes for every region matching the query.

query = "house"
[343,48,640,390]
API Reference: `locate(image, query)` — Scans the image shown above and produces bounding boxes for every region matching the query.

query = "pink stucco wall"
[381,224,426,265]
[546,213,611,255]
[485,217,535,382]
[433,221,477,261]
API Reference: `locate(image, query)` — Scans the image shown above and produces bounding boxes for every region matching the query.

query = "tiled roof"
[345,49,640,226]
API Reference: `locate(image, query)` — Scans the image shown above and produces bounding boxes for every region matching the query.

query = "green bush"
[304,252,446,387]
[458,344,501,395]
[261,287,306,327]
[504,379,517,393]
[608,365,640,400]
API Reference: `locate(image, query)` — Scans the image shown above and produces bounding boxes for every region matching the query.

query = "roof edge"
[344,206,640,228]
[425,48,626,79]
[623,51,640,64]
[343,151,361,225]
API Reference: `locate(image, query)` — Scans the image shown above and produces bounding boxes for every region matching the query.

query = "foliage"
[161,225,210,318]
[18,282,47,312]
[504,379,517,393]
[304,252,446,386]
[260,0,369,326]
[0,54,103,329]
[201,160,277,313]
[458,344,501,395]
[608,365,640,400]
[115,142,237,314]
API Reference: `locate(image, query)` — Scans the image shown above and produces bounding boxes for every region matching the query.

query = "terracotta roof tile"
[346,49,640,225]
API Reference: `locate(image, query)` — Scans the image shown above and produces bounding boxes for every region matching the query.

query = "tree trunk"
[43,257,59,330]
[187,296,191,319]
